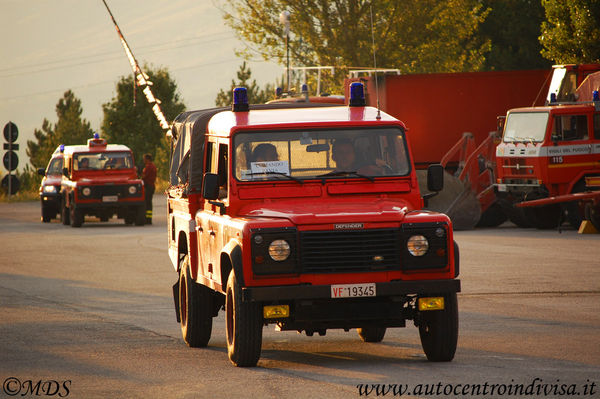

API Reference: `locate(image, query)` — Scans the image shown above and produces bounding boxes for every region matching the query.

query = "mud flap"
[173,281,181,323]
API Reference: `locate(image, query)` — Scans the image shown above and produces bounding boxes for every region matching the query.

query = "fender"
[168,209,195,271]
[221,239,243,289]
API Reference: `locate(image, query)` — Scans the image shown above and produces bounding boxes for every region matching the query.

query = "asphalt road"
[1,198,599,398]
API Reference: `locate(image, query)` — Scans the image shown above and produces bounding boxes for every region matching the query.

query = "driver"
[251,143,278,162]
[332,139,357,171]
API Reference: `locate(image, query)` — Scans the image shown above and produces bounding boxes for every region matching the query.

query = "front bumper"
[242,279,460,302]
[243,279,460,331]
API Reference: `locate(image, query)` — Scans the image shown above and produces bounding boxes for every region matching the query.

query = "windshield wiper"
[316,170,375,182]
[246,172,303,184]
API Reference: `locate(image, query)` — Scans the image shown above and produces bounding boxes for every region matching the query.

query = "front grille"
[79,184,142,200]
[300,228,401,273]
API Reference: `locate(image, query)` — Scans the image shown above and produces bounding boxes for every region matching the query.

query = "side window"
[594,114,600,139]
[205,142,215,173]
[552,115,588,141]
[217,144,228,199]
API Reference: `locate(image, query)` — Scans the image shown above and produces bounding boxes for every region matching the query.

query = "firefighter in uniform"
[142,154,157,224]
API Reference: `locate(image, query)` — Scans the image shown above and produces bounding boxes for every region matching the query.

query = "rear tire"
[418,293,458,362]
[357,327,386,343]
[179,255,212,347]
[226,272,263,367]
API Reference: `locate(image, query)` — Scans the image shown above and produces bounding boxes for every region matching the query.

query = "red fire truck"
[59,135,146,227]
[495,65,600,229]
[167,84,460,367]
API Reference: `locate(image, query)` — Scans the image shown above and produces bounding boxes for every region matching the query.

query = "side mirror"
[37,168,46,176]
[62,167,69,177]
[202,173,219,200]
[427,164,444,192]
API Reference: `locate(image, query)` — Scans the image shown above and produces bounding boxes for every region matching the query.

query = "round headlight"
[82,187,91,196]
[128,185,137,194]
[407,235,429,257]
[268,239,290,261]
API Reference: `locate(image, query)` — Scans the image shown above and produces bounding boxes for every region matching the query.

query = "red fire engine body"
[167,86,460,367]
[59,136,146,227]
[496,66,600,229]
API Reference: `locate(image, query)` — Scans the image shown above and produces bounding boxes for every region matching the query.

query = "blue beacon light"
[59,144,65,153]
[593,90,599,102]
[349,82,366,107]
[93,132,100,139]
[232,87,249,112]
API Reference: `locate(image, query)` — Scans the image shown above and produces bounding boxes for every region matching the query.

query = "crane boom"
[101,0,173,137]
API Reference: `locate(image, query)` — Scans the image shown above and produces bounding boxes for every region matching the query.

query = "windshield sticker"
[250,160,290,175]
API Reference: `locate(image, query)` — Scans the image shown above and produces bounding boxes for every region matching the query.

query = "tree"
[479,0,551,70]
[101,66,186,180]
[215,61,275,106]
[539,0,600,63]
[223,0,491,92]
[26,90,94,168]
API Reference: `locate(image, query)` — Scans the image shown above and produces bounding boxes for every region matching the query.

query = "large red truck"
[495,64,600,229]
[167,85,460,367]
[346,69,552,229]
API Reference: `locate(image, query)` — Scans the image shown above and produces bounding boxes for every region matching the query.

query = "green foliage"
[540,0,600,63]
[26,90,94,169]
[479,0,552,70]
[215,61,276,106]
[223,0,491,92]
[101,66,186,180]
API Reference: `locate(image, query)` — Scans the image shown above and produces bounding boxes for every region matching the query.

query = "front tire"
[70,205,83,227]
[585,203,600,231]
[418,292,458,362]
[179,256,212,347]
[41,205,53,223]
[226,272,263,367]
[357,327,386,343]
[61,197,70,226]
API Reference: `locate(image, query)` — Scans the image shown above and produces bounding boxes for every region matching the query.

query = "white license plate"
[102,195,118,202]
[331,283,376,298]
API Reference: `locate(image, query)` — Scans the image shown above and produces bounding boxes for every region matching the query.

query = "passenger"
[78,158,89,170]
[251,143,278,162]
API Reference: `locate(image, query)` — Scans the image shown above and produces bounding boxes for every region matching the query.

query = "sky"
[0,0,282,170]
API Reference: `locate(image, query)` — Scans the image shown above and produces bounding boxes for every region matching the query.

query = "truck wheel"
[41,206,52,223]
[61,198,70,226]
[70,206,83,227]
[179,255,212,347]
[565,181,587,229]
[357,327,386,343]
[418,292,458,362]
[226,272,263,367]
[476,202,508,228]
[134,206,145,226]
[585,203,600,231]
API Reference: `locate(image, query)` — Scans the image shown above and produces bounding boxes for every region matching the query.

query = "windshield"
[503,112,549,143]
[233,127,410,181]
[74,152,134,171]
[46,157,63,175]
